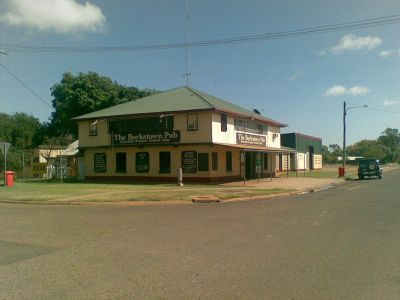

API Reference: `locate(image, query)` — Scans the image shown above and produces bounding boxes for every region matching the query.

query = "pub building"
[74,86,295,182]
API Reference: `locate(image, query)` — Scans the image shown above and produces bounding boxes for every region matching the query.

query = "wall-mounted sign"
[112,131,181,145]
[32,163,47,177]
[236,133,266,146]
[94,153,107,173]
[136,152,150,173]
[181,151,197,173]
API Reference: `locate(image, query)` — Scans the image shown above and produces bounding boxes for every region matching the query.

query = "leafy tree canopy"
[0,112,41,149]
[347,139,392,162]
[49,72,157,137]
[377,128,400,162]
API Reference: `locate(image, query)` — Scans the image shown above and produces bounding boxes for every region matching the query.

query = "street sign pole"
[3,146,5,186]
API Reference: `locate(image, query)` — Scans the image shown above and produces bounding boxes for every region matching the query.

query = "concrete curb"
[0,178,354,207]
[191,196,221,203]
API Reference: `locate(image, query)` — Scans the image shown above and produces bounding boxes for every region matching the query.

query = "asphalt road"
[1,169,399,299]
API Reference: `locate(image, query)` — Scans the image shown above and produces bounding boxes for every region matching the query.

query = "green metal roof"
[281,133,322,154]
[73,86,287,127]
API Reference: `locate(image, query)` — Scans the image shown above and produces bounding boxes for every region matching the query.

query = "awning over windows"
[213,143,296,153]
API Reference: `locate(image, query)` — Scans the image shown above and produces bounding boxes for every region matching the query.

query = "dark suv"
[358,158,383,180]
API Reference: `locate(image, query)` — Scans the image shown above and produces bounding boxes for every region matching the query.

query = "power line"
[0,62,52,108]
[3,14,400,53]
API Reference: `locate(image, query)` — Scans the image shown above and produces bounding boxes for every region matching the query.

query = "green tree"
[347,139,392,162]
[322,145,340,164]
[0,113,41,175]
[0,113,13,143]
[49,72,157,137]
[0,112,41,149]
[377,128,400,162]
[321,144,342,164]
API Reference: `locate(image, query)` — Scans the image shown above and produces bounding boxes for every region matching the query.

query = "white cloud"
[348,86,369,96]
[324,85,347,97]
[379,50,393,58]
[0,0,105,34]
[323,85,369,97]
[289,71,303,81]
[331,34,382,54]
[383,100,400,106]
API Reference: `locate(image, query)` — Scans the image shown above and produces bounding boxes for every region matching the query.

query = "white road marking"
[348,185,361,191]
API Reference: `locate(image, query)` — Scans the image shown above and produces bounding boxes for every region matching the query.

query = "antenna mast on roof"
[184,0,191,87]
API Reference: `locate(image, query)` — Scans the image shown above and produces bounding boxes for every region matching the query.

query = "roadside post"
[256,152,261,183]
[0,142,11,186]
[177,168,183,186]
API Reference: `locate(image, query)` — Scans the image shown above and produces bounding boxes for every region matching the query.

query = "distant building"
[280,133,322,170]
[337,156,364,161]
[30,145,67,178]
[58,140,80,178]
[74,86,295,182]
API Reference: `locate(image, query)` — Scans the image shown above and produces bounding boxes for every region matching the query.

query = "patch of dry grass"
[0,182,293,204]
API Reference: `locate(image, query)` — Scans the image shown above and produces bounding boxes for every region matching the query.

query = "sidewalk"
[222,165,398,194]
[222,176,344,192]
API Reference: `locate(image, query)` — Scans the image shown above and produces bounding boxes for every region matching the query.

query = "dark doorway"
[290,153,296,170]
[245,152,253,179]
[245,152,264,179]
[308,147,314,170]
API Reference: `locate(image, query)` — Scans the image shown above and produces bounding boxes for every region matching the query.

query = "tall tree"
[49,72,156,137]
[0,112,41,149]
[0,113,42,175]
[377,128,400,162]
[347,139,392,162]
[322,145,340,164]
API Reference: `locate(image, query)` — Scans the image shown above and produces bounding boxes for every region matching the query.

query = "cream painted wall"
[36,148,65,163]
[296,153,307,170]
[267,126,281,148]
[78,120,110,148]
[314,154,323,169]
[78,111,284,179]
[78,111,213,148]
[211,113,236,144]
[174,111,212,143]
[290,152,323,170]
[78,111,282,149]
[84,144,241,178]
[275,154,291,171]
[211,112,281,148]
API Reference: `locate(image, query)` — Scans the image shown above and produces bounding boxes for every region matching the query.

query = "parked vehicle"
[358,158,382,180]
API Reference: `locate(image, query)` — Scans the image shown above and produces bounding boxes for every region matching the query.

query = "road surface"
[1,170,399,299]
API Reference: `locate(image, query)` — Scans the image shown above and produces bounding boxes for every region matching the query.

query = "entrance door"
[245,152,253,179]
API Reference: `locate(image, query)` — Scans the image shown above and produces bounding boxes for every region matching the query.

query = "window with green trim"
[226,151,232,172]
[198,153,209,172]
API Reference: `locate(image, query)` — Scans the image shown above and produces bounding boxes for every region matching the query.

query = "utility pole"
[343,101,346,169]
[184,0,191,86]
[342,101,368,175]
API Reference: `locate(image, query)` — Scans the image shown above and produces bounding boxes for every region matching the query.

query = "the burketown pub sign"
[112,130,181,145]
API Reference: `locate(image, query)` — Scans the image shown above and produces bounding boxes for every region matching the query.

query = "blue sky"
[1,0,400,145]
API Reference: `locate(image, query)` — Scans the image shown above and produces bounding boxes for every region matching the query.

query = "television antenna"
[184,0,191,86]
